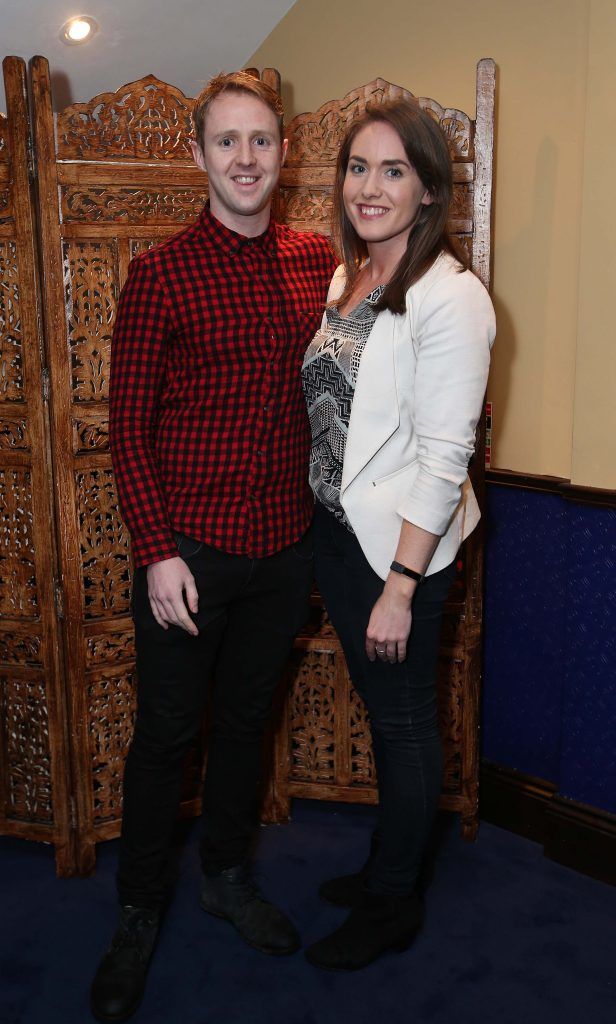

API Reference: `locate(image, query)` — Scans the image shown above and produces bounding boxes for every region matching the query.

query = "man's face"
[191,91,287,236]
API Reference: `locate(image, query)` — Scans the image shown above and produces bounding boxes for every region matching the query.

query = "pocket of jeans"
[173,531,205,561]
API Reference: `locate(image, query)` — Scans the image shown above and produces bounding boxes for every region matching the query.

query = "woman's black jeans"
[314,502,455,896]
[117,529,314,910]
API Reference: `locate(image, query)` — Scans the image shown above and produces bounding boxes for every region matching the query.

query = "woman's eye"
[386,167,402,178]
[348,163,365,175]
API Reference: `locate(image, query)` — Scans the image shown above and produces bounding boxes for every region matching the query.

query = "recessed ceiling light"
[60,16,98,45]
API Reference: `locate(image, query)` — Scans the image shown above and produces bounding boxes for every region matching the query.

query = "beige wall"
[572,0,616,488]
[250,0,614,487]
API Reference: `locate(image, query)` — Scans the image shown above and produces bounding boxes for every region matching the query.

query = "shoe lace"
[230,869,264,910]
[111,909,158,962]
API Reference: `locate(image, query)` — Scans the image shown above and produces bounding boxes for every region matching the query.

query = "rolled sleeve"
[396,269,496,535]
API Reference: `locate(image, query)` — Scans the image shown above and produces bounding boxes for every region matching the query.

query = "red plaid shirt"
[110,205,336,568]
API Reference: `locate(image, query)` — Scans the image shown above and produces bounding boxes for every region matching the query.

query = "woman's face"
[342,121,432,250]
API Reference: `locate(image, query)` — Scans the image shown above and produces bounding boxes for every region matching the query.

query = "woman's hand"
[365,576,416,663]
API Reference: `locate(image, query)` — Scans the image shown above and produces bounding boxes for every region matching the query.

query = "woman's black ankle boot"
[305,888,423,971]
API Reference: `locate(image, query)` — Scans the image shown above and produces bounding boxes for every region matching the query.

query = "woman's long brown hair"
[333,99,467,315]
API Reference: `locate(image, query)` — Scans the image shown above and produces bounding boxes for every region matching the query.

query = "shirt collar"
[198,203,278,258]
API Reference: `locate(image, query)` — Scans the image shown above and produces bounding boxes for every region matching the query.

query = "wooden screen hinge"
[53,578,65,620]
[41,366,50,403]
[26,132,37,184]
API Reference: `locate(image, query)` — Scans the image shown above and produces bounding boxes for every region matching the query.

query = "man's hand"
[146,557,199,636]
[365,577,415,663]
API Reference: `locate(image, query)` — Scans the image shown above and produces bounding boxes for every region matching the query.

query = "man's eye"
[220,138,233,147]
[254,136,269,146]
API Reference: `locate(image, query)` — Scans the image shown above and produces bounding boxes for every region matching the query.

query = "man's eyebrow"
[212,128,276,137]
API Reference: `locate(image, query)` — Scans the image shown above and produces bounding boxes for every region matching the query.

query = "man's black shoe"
[200,864,300,955]
[90,906,160,1023]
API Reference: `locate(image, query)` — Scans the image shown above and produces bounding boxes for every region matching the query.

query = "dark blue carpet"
[1,802,615,1024]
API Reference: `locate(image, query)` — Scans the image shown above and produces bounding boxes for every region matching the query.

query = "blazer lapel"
[341,311,400,495]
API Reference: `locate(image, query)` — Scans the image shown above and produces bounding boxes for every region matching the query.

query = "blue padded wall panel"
[560,504,616,812]
[482,485,616,816]
[482,486,566,781]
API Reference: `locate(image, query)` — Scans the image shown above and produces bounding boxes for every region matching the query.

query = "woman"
[301,99,496,971]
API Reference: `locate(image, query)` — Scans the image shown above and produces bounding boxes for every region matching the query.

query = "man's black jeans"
[313,502,455,896]
[117,529,313,910]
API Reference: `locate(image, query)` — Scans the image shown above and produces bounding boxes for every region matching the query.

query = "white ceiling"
[0,0,297,112]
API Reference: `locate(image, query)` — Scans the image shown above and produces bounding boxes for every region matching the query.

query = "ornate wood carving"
[288,649,336,782]
[451,183,473,221]
[64,240,118,402]
[279,188,333,234]
[286,80,471,165]
[76,469,132,618]
[130,238,167,259]
[73,416,109,453]
[88,668,137,823]
[0,57,72,872]
[266,66,494,835]
[0,416,29,449]
[86,630,135,666]
[0,632,42,667]
[422,98,472,158]
[0,468,38,616]
[349,684,375,786]
[1,61,492,872]
[0,240,24,401]
[1,672,53,822]
[56,76,195,161]
[62,186,208,224]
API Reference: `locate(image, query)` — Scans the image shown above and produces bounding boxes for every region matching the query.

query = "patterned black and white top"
[301,285,383,530]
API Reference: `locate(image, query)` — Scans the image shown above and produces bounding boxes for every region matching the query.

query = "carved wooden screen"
[2,57,493,873]
[26,58,288,874]
[0,58,72,870]
[28,57,218,873]
[266,62,495,838]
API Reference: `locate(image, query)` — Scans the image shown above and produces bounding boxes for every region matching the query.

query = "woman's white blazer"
[326,253,496,580]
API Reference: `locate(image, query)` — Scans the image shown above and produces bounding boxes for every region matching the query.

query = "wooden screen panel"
[0,58,72,870]
[266,64,495,839]
[24,58,493,870]
[280,77,475,237]
[28,58,214,872]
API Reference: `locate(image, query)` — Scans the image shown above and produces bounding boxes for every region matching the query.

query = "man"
[91,71,335,1023]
